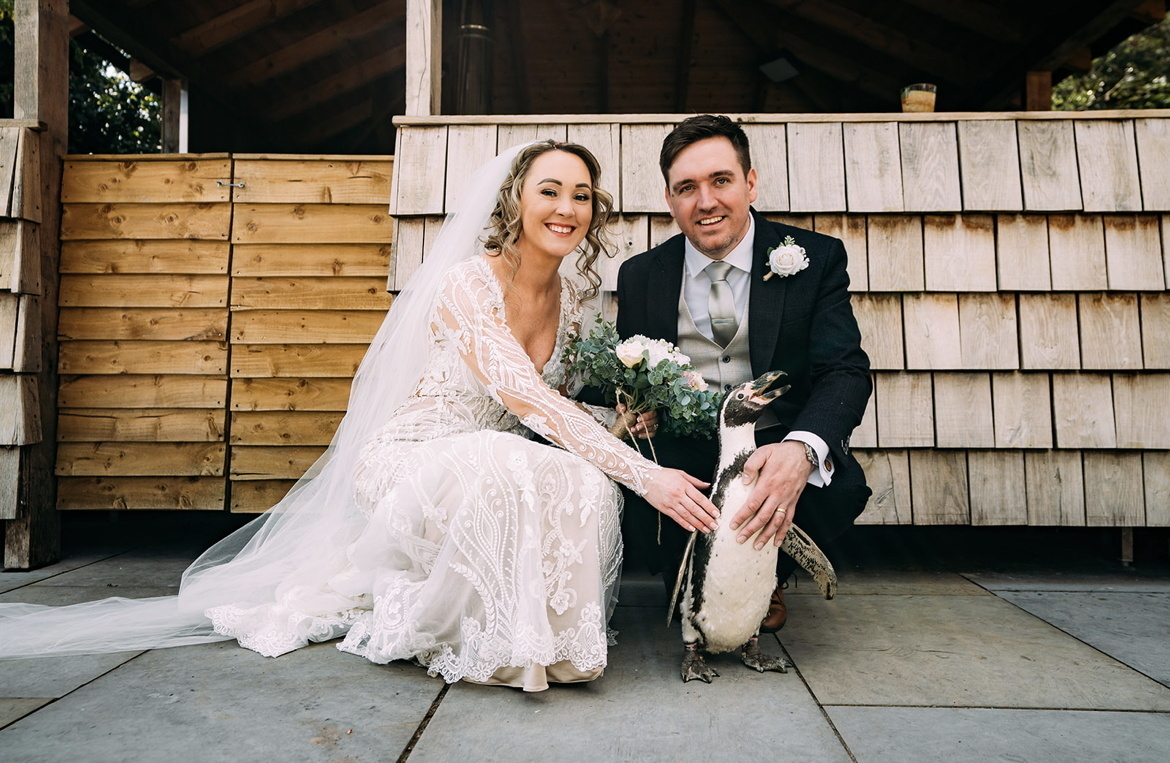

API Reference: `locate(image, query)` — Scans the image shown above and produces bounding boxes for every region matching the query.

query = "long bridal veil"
[0,142,539,659]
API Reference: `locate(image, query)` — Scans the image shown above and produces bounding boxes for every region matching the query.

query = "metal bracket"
[216,181,246,188]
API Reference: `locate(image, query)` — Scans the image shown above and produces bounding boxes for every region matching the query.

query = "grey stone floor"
[1,517,1168,763]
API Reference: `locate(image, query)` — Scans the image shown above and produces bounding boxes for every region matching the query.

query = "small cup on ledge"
[901,83,937,113]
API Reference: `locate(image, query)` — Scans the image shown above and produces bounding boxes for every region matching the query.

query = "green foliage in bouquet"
[565,320,723,439]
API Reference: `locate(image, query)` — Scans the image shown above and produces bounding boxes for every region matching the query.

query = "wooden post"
[5,0,68,568]
[1025,71,1052,111]
[406,0,442,116]
[161,79,189,153]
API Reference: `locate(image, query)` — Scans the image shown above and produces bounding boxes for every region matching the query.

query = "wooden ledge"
[394,110,1170,126]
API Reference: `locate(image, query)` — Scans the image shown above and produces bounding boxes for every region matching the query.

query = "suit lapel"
[748,211,787,376]
[647,237,685,344]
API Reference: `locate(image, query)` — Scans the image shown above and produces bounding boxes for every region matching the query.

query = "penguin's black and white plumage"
[677,370,838,683]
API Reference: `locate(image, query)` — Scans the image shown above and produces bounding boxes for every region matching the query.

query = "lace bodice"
[354,257,661,503]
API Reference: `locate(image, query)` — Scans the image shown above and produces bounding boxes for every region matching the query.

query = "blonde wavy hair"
[483,140,615,299]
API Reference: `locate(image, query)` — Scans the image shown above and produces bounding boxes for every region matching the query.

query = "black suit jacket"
[615,210,871,469]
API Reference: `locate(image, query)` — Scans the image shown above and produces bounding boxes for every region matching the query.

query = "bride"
[0,141,719,692]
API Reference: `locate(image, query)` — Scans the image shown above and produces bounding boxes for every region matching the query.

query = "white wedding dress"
[205,257,660,691]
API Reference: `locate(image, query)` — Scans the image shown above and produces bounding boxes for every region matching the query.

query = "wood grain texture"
[1079,293,1142,370]
[1084,452,1145,527]
[1074,120,1142,212]
[597,215,649,291]
[1052,373,1116,448]
[969,450,1027,525]
[57,308,226,342]
[58,340,228,375]
[1018,294,1080,370]
[59,275,229,308]
[843,122,903,213]
[497,124,568,150]
[233,159,392,204]
[230,309,383,344]
[57,408,226,442]
[875,372,934,447]
[230,344,367,378]
[1025,450,1086,526]
[232,243,391,277]
[1018,121,1082,211]
[866,215,924,291]
[0,220,40,293]
[1135,118,1170,210]
[444,125,499,212]
[61,203,231,240]
[1103,215,1164,290]
[923,214,996,292]
[1048,215,1107,291]
[60,159,232,203]
[992,373,1053,448]
[740,124,788,212]
[853,449,911,524]
[388,216,425,291]
[621,124,672,213]
[853,393,878,448]
[0,374,39,446]
[957,120,1023,211]
[958,293,1019,369]
[231,277,392,311]
[230,445,326,480]
[995,215,1050,290]
[391,126,446,215]
[899,122,962,212]
[230,479,294,512]
[229,411,343,445]
[787,122,846,212]
[1140,293,1170,368]
[57,375,226,409]
[1112,373,1170,449]
[903,293,960,370]
[10,128,40,223]
[0,294,16,368]
[231,204,391,245]
[909,450,970,524]
[57,476,225,510]
[59,239,230,274]
[230,378,353,411]
[933,373,994,448]
[1142,452,1170,526]
[851,293,904,370]
[0,446,17,520]
[814,214,867,291]
[54,442,226,477]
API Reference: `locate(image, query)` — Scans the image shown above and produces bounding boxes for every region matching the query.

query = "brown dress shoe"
[759,585,788,633]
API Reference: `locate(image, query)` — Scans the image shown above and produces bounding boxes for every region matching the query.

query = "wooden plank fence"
[53,154,391,512]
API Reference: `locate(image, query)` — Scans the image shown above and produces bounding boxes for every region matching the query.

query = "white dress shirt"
[680,219,834,487]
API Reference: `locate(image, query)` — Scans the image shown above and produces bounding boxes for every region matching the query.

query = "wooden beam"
[899,0,1025,43]
[674,0,696,112]
[406,0,442,116]
[1025,71,1052,111]
[7,0,68,568]
[175,0,330,58]
[265,46,407,122]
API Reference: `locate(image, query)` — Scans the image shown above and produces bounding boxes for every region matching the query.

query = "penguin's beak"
[747,370,790,406]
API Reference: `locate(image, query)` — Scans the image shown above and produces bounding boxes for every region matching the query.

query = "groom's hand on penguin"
[730,441,814,550]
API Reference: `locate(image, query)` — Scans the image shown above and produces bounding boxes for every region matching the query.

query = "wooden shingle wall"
[54,155,391,512]
[390,113,1170,528]
[0,127,43,518]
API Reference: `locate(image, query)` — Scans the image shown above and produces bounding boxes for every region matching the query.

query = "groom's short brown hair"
[659,115,752,184]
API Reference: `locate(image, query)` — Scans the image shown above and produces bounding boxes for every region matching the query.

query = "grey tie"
[706,260,738,347]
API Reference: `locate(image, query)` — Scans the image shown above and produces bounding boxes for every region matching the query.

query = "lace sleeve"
[436,266,662,495]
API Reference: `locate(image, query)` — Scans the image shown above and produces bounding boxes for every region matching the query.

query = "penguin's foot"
[739,636,790,674]
[681,643,718,683]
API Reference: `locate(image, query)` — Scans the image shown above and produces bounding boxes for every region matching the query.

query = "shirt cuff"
[783,431,833,487]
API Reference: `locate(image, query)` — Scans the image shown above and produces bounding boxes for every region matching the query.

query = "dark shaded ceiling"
[68,0,1165,154]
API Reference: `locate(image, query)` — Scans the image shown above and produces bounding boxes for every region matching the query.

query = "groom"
[617,115,872,631]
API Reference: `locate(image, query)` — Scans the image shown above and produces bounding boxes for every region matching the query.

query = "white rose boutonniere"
[763,236,809,281]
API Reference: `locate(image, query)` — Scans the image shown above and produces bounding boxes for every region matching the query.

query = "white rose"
[616,338,648,368]
[645,339,675,368]
[768,244,809,277]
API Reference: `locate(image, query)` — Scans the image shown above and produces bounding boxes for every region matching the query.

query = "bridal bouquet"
[565,320,722,440]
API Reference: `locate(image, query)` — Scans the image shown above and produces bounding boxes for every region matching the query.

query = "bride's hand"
[643,469,720,533]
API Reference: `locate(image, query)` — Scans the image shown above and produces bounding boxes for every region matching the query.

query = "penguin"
[677,370,839,683]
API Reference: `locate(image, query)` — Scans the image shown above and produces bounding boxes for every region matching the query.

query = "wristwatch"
[801,442,818,470]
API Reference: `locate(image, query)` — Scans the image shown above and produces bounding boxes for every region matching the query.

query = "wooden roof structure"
[67,0,1165,154]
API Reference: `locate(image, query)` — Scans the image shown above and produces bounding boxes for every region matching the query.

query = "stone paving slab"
[411,606,850,762]
[0,585,178,606]
[995,590,1170,688]
[826,706,1170,763]
[0,651,141,698]
[34,550,194,590]
[0,641,441,763]
[0,698,51,729]
[0,551,129,594]
[962,569,1170,593]
[781,593,1170,710]
[787,568,989,597]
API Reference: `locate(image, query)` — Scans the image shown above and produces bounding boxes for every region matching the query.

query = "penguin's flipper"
[779,524,838,600]
[666,531,699,626]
